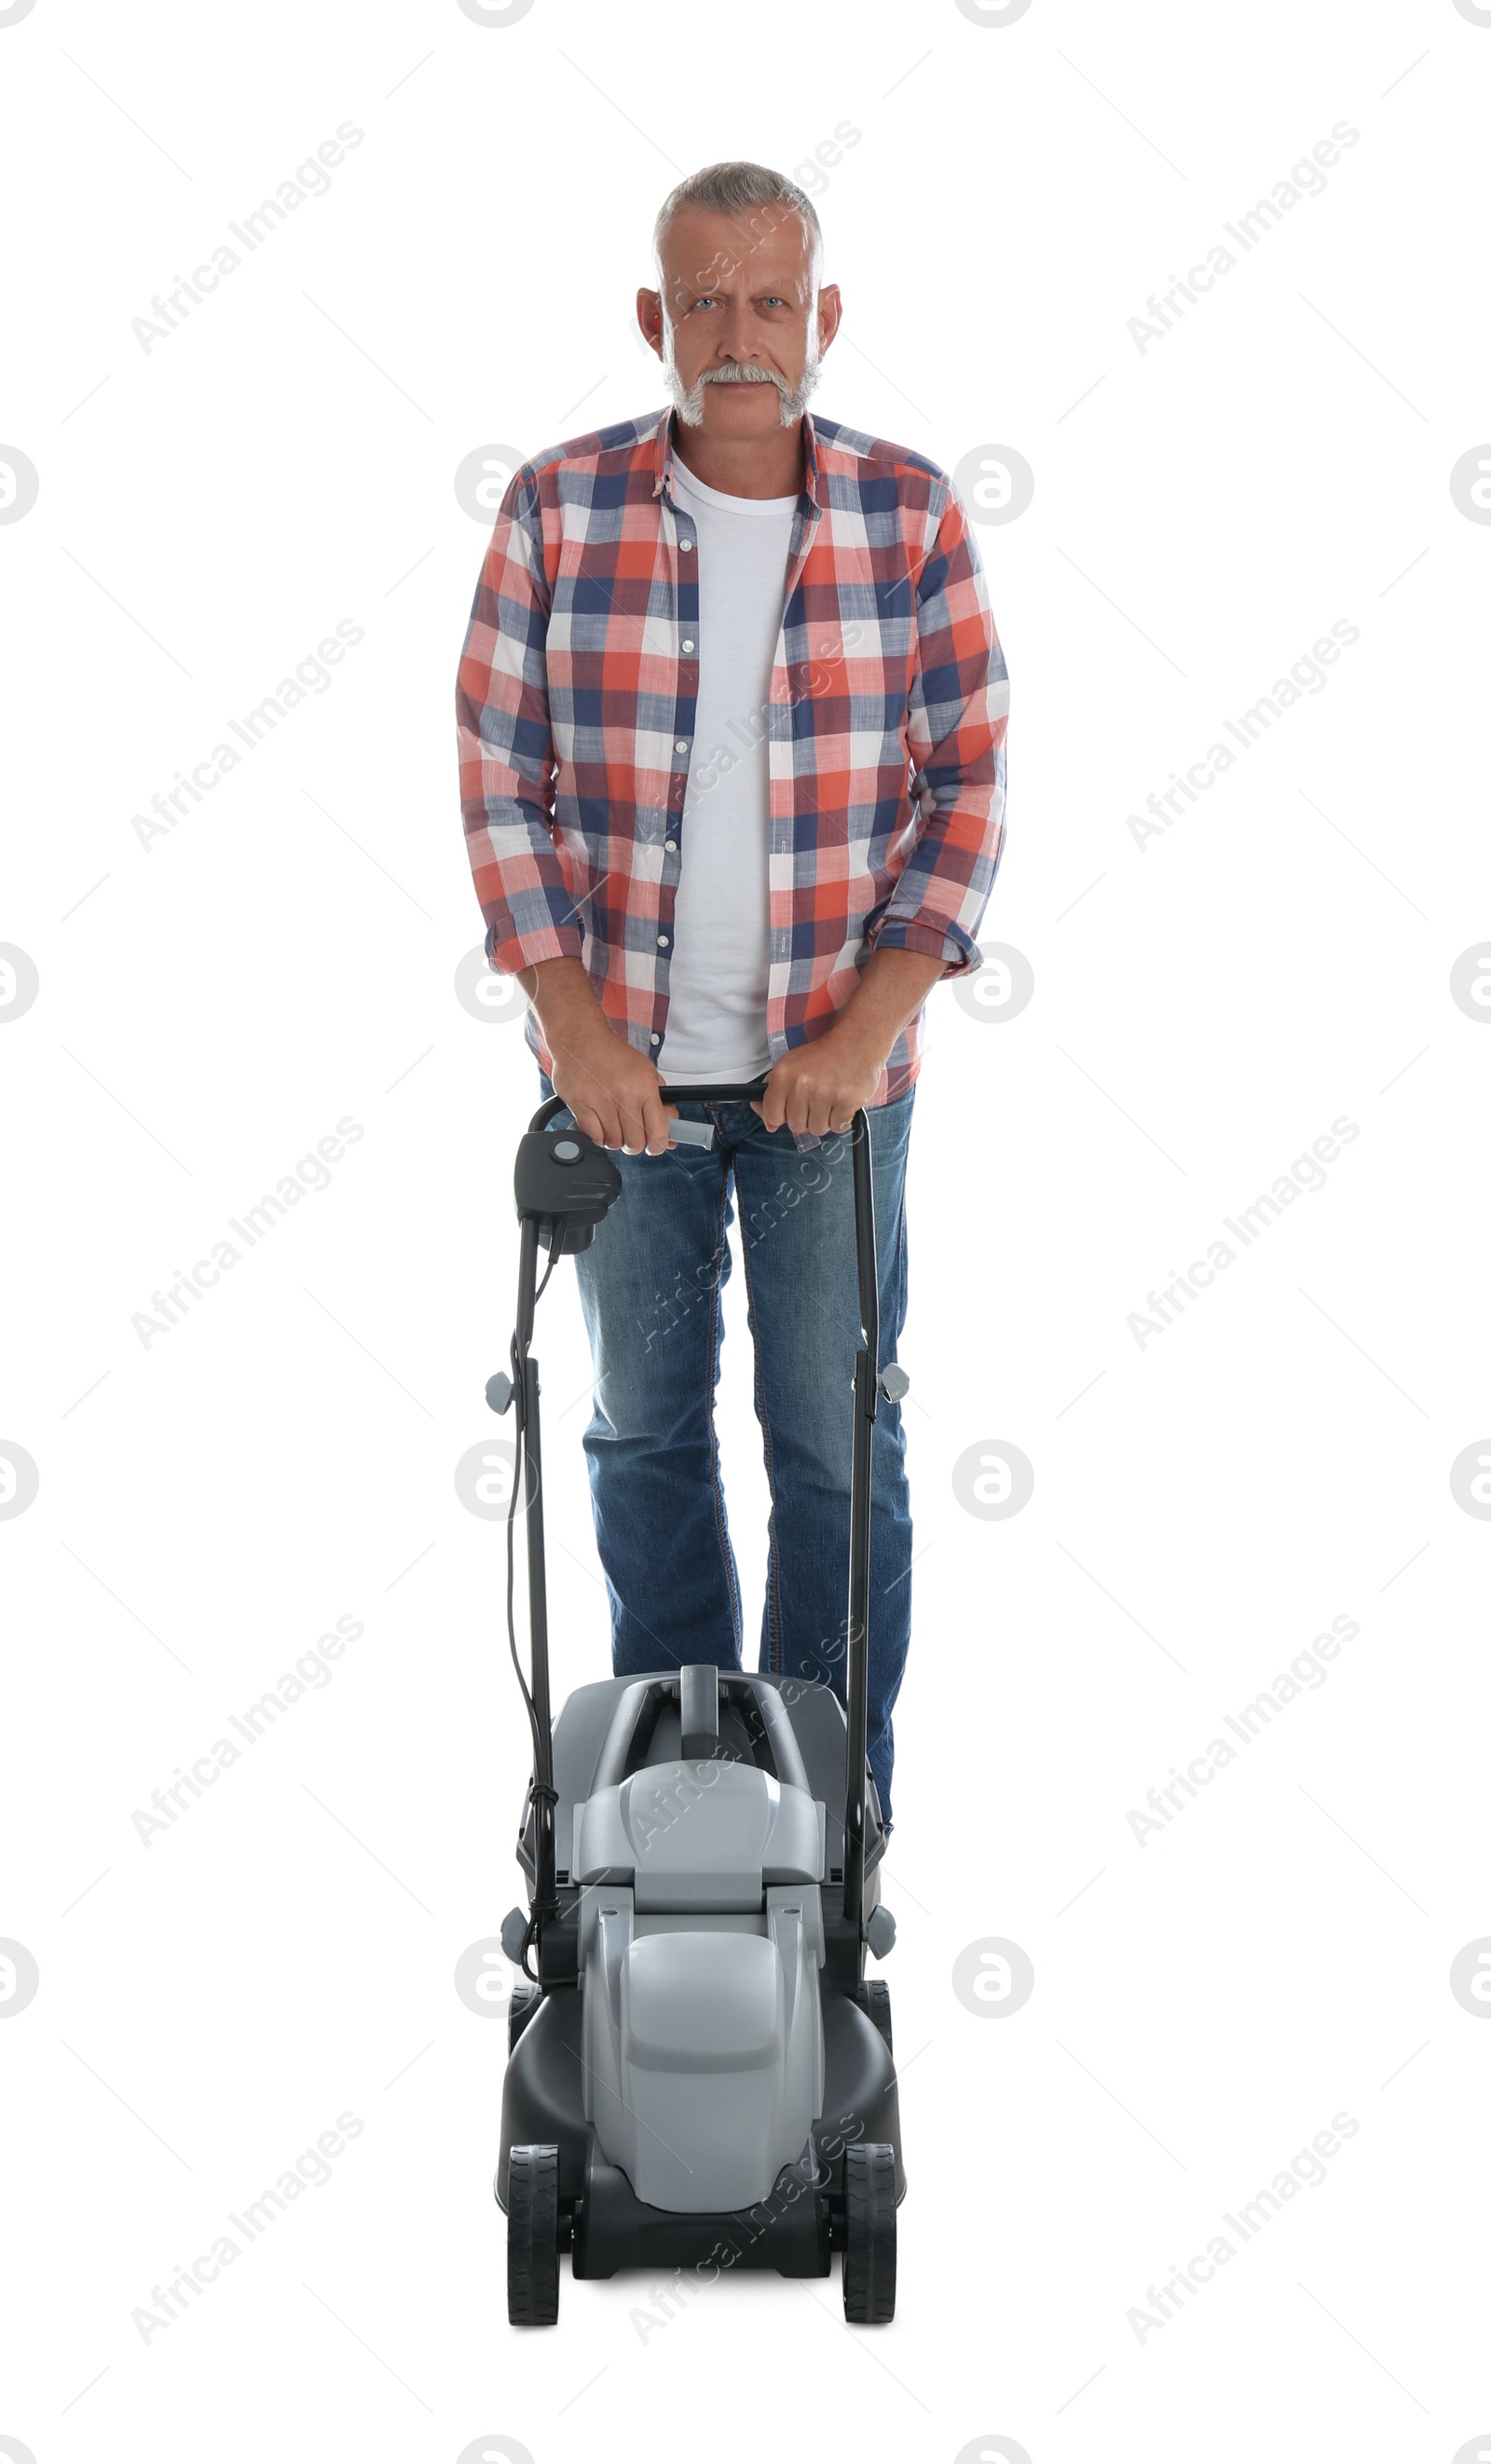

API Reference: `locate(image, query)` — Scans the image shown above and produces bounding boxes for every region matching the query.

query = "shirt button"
[650,1033,661,1046]
[681,638,695,652]
[674,739,689,753]
[657,934,669,948]
[664,838,677,851]
[679,539,693,553]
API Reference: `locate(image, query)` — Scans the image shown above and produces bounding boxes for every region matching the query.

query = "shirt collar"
[651,404,825,513]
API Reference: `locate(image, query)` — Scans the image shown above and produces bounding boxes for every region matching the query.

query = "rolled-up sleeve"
[456,471,583,975]
[869,485,1009,979]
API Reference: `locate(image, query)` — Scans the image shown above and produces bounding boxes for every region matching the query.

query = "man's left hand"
[751,1026,884,1138]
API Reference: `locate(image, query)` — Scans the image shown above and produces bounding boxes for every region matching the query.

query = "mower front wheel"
[842,2141,896,2323]
[507,2143,560,2325]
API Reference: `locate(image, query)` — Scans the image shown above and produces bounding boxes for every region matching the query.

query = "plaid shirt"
[456,404,1008,1105]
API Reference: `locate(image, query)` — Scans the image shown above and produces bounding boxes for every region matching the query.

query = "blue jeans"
[537,1076,916,1827]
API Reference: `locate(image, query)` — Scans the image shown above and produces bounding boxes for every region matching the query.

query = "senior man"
[457,160,1007,1827]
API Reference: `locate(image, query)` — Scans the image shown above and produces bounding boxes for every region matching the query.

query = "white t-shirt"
[659,456,798,1082]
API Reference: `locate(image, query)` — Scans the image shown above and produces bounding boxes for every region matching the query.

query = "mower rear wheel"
[853,1978,893,2053]
[507,2143,560,2325]
[842,2142,896,2323]
[508,1980,541,2057]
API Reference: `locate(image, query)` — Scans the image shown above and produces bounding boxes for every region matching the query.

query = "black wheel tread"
[853,1978,893,2052]
[508,1980,541,2057]
[842,2141,896,2323]
[507,2142,560,2325]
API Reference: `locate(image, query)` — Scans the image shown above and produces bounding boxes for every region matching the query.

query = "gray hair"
[652,160,823,281]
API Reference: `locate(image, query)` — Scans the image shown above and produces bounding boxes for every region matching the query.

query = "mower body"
[491,1093,902,2320]
[497,1668,902,2279]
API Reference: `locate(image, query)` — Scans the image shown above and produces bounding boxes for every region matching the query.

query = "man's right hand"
[520,957,677,1155]
[552,1024,679,1157]
[551,1020,677,1155]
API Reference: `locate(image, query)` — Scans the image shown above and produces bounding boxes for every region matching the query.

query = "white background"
[3,1,1490,2458]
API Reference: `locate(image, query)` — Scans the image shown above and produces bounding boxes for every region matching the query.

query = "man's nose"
[713,312,768,363]
[715,348,773,379]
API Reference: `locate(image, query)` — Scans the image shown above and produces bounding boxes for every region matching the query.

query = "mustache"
[699,363,786,388]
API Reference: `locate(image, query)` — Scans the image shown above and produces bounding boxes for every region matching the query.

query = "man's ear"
[816,283,843,354]
[636,287,664,360]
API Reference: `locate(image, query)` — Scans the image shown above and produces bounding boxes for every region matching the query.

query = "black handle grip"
[656,1078,772,1104]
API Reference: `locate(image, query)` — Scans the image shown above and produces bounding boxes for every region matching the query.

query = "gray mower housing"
[576,1758,827,2211]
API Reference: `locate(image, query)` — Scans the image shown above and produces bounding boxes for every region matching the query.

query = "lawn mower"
[485,1078,903,2325]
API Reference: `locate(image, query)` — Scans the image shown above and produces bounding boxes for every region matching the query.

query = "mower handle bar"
[527,1076,772,1131]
